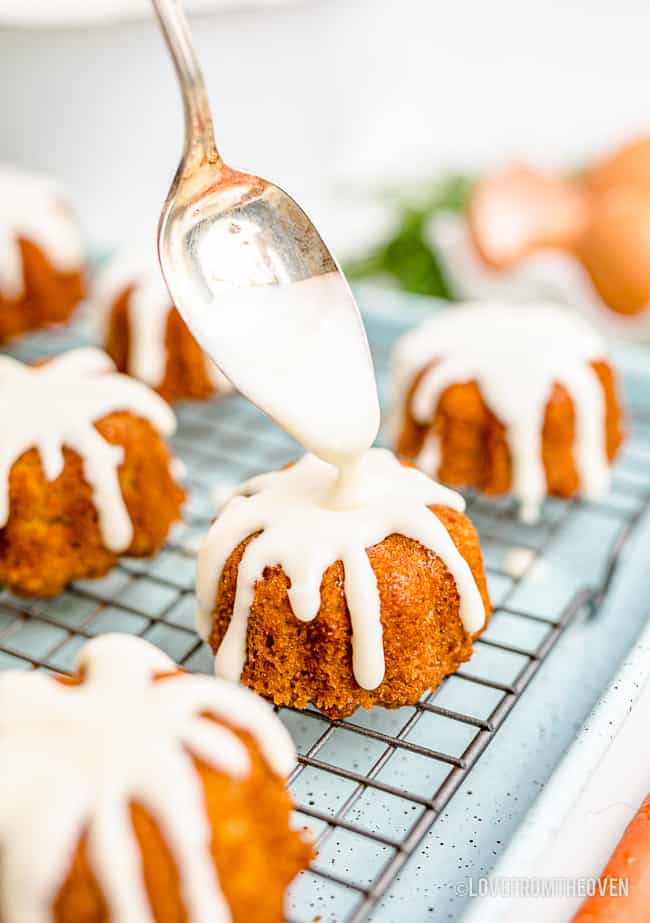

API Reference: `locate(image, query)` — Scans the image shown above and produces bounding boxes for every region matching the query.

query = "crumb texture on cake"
[197,449,490,718]
[392,302,624,521]
[0,349,185,596]
[0,634,312,923]
[0,165,85,341]
[96,248,232,401]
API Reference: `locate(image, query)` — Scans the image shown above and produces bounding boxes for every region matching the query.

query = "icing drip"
[196,448,486,691]
[95,248,233,393]
[393,302,611,522]
[0,348,176,551]
[0,633,296,923]
[0,165,84,299]
[414,431,441,479]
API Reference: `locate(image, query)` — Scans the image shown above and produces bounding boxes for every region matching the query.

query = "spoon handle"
[151,0,221,169]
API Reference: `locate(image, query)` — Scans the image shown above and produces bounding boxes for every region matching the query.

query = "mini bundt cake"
[0,347,185,596]
[392,302,624,522]
[96,247,233,402]
[197,448,491,719]
[0,165,85,342]
[0,633,313,923]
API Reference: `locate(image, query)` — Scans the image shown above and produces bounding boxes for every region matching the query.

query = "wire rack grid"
[2,310,650,923]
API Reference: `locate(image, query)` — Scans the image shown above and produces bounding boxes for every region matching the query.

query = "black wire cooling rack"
[1,311,650,923]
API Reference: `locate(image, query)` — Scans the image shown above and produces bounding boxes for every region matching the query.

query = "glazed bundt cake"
[0,633,312,923]
[0,348,185,596]
[96,247,233,402]
[197,448,491,719]
[392,302,624,521]
[0,165,85,342]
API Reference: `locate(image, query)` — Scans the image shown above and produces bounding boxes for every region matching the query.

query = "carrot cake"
[0,347,185,596]
[392,302,624,521]
[0,633,312,923]
[0,164,85,342]
[197,448,490,719]
[96,247,233,401]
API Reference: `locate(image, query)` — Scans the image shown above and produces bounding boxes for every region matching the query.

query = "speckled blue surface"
[1,289,650,923]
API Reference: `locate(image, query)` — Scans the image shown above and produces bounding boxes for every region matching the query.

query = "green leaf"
[345,174,475,300]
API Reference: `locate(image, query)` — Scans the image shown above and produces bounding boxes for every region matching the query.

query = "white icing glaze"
[0,348,177,552]
[0,633,296,923]
[0,165,84,299]
[184,272,380,469]
[95,248,233,394]
[392,302,611,522]
[503,546,537,579]
[196,448,486,691]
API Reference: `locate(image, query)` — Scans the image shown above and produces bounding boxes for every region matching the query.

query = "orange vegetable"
[467,164,587,270]
[572,793,650,922]
[467,136,650,316]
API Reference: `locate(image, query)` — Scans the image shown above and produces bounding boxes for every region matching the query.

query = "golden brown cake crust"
[0,412,185,597]
[207,506,491,719]
[106,289,216,402]
[396,359,624,500]
[0,238,85,343]
[51,674,313,923]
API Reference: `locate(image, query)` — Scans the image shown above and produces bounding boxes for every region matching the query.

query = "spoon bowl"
[158,161,338,319]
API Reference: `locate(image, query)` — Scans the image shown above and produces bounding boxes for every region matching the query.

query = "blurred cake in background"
[428,135,650,339]
[95,247,233,403]
[0,165,86,343]
[392,302,624,523]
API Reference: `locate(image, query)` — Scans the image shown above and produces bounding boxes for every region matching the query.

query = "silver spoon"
[150,0,379,462]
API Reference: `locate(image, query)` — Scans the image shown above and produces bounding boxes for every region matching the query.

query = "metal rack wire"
[1,312,650,923]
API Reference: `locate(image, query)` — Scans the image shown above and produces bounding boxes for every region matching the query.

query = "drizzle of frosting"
[0,633,296,923]
[95,247,233,393]
[0,348,177,552]
[196,448,486,691]
[0,165,84,299]
[392,302,611,522]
